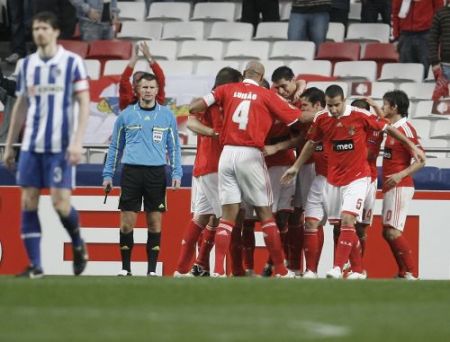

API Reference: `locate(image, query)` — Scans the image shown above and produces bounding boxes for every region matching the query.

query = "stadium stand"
[269,41,315,60]
[349,2,362,22]
[326,22,345,42]
[137,40,178,60]
[84,59,101,80]
[146,2,191,22]
[378,63,425,83]
[177,40,224,60]
[333,61,377,81]
[117,22,163,41]
[413,100,450,120]
[86,40,132,74]
[191,2,236,22]
[280,1,292,21]
[195,60,240,76]
[162,22,204,41]
[316,42,361,64]
[361,43,399,77]
[207,22,253,41]
[158,60,195,76]
[58,40,88,58]
[306,81,349,98]
[117,2,146,21]
[346,23,390,43]
[223,41,270,61]
[430,120,450,140]
[253,22,289,41]
[409,119,432,140]
[290,60,333,77]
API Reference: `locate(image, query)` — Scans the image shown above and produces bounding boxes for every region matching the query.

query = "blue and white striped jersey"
[16,46,89,153]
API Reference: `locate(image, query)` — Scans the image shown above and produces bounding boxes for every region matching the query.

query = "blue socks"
[21,211,42,270]
[58,207,82,248]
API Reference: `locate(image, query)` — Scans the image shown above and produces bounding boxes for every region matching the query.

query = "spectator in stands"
[429,2,450,100]
[33,1,77,39]
[360,0,390,24]
[70,0,120,41]
[330,0,350,28]
[241,0,280,36]
[392,0,444,79]
[5,0,33,64]
[288,0,331,50]
[119,41,165,110]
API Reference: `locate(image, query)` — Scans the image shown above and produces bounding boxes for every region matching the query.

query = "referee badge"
[152,127,164,143]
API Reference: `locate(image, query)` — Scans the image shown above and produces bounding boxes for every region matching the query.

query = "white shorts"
[293,163,316,209]
[268,165,295,213]
[304,174,327,224]
[359,179,377,225]
[191,173,222,218]
[326,177,371,224]
[219,146,273,207]
[382,186,414,231]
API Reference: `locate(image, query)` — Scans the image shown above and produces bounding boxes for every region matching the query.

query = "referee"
[102,73,182,276]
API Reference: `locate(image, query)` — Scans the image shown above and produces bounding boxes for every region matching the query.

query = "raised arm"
[385,125,426,164]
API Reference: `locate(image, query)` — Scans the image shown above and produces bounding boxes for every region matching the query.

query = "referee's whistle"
[103,184,112,204]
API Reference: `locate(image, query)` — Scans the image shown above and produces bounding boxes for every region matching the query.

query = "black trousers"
[241,0,280,36]
[361,0,391,25]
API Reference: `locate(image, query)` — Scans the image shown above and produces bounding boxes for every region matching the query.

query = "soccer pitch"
[0,277,449,341]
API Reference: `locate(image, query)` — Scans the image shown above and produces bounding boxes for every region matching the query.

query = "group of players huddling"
[174,61,425,280]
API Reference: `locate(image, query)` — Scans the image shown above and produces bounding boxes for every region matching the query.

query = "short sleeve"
[306,121,323,143]
[15,59,26,97]
[72,56,89,93]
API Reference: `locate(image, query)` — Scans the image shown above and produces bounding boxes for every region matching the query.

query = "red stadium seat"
[361,43,399,78]
[316,42,360,65]
[58,40,88,58]
[87,40,133,75]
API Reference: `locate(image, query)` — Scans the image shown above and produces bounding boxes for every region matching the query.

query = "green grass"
[1,277,449,341]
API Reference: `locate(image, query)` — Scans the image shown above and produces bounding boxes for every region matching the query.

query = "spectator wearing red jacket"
[119,41,165,110]
[392,0,444,79]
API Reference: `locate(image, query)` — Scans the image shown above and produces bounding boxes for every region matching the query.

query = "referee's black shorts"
[119,164,167,212]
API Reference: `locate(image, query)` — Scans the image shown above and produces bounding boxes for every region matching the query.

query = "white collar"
[34,45,65,65]
[392,117,407,128]
[243,78,259,86]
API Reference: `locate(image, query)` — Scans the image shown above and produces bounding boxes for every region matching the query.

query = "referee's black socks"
[147,231,161,274]
[120,231,134,272]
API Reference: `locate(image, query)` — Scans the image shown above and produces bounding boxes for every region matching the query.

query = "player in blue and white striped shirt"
[3,12,90,278]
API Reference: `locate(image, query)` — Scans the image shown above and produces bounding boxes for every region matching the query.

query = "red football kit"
[382,117,422,191]
[192,104,224,177]
[307,105,387,186]
[203,79,301,149]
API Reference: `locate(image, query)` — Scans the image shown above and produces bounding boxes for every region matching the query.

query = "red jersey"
[119,61,166,110]
[313,141,328,177]
[366,119,387,181]
[307,105,387,186]
[382,118,422,191]
[203,79,301,149]
[265,121,296,167]
[192,104,223,177]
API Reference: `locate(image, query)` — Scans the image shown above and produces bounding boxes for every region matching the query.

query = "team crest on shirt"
[336,122,343,128]
[348,125,356,136]
[50,66,61,80]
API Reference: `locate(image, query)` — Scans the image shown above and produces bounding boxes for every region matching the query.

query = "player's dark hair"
[261,78,270,89]
[32,11,60,30]
[383,90,409,117]
[213,67,242,89]
[301,87,326,107]
[325,85,345,100]
[137,73,157,85]
[271,66,295,83]
[351,99,370,111]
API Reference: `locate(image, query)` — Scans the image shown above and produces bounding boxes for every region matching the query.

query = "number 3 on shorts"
[232,100,250,130]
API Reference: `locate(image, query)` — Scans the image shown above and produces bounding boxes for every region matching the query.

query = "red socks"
[385,231,416,276]
[213,219,234,275]
[262,219,288,276]
[334,225,358,270]
[195,226,216,270]
[176,220,204,273]
[303,229,319,272]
